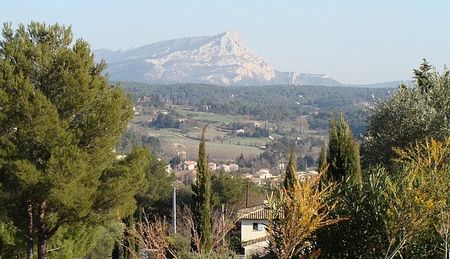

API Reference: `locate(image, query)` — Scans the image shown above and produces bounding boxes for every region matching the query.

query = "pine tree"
[0,23,147,258]
[191,125,212,253]
[414,59,433,94]
[283,146,299,193]
[327,114,361,183]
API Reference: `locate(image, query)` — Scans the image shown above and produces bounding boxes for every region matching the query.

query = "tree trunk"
[37,202,47,259]
[123,214,135,259]
[111,241,121,259]
[136,204,142,255]
[137,204,142,226]
[26,200,34,259]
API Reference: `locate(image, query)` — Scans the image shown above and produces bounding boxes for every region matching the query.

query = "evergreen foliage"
[149,113,181,129]
[363,59,450,169]
[0,22,146,258]
[112,145,174,257]
[116,130,161,155]
[136,150,174,215]
[327,114,362,183]
[315,169,389,258]
[317,145,327,172]
[122,81,390,134]
[47,221,123,259]
[211,171,244,209]
[283,146,299,193]
[191,125,212,253]
[317,137,450,258]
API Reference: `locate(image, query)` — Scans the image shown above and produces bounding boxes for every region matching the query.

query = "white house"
[237,205,270,257]
[257,169,273,179]
[277,162,286,170]
[236,129,245,134]
[177,151,187,161]
[183,160,197,171]
[242,173,253,179]
[219,164,230,172]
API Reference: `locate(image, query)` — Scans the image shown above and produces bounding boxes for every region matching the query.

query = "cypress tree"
[327,114,361,183]
[191,125,212,253]
[283,146,299,193]
[318,145,327,172]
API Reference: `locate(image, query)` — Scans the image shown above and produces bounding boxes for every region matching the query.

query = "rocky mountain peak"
[94,32,341,86]
[213,31,245,54]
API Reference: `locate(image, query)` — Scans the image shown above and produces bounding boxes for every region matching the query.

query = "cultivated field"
[129,105,327,161]
[130,107,269,160]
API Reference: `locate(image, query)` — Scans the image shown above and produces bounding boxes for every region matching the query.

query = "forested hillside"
[122,82,392,136]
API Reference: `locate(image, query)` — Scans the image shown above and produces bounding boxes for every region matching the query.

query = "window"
[253,223,258,230]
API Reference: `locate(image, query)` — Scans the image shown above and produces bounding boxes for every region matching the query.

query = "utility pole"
[245,180,249,208]
[221,203,225,246]
[173,186,177,233]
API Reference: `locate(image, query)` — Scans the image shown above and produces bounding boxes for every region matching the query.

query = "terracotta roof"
[237,205,270,220]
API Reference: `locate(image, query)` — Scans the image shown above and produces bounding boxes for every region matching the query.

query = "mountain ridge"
[94,32,341,86]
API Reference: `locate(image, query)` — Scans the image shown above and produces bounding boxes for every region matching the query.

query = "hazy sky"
[2,0,449,84]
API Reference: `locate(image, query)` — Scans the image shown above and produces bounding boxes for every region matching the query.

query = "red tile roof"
[237,205,271,220]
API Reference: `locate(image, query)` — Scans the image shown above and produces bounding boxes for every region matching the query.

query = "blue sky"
[2,0,449,84]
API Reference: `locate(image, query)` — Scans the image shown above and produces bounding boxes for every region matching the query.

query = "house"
[175,170,196,185]
[242,173,253,179]
[237,204,270,257]
[208,162,217,171]
[229,163,239,172]
[265,176,283,187]
[236,129,245,134]
[277,162,286,170]
[183,160,197,171]
[253,121,261,127]
[219,164,230,172]
[256,169,273,179]
[177,151,187,161]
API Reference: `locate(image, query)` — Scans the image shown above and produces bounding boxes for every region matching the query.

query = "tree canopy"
[0,22,146,258]
[363,60,450,169]
[283,146,299,193]
[327,114,361,183]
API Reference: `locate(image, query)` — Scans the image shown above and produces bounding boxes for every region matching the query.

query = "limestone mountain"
[94,32,341,86]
